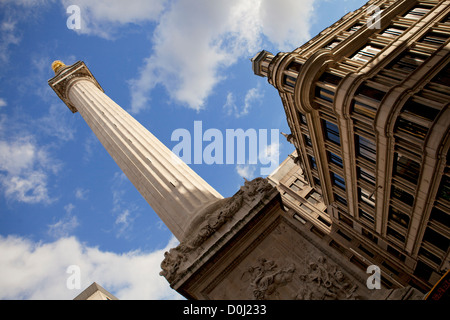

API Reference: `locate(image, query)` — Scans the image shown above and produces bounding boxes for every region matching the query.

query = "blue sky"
[0,0,367,299]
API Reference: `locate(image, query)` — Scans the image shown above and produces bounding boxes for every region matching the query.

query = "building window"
[350,255,369,271]
[403,6,431,21]
[328,151,343,168]
[331,172,346,190]
[357,85,386,102]
[318,215,331,227]
[294,178,307,188]
[319,72,342,86]
[334,193,347,206]
[306,190,321,205]
[393,153,420,184]
[358,244,375,258]
[337,229,352,241]
[339,212,353,227]
[359,187,375,208]
[351,44,382,63]
[316,86,334,103]
[359,208,375,224]
[323,120,341,145]
[356,135,376,163]
[401,99,440,122]
[362,229,378,244]
[422,228,449,252]
[396,117,428,140]
[299,112,307,125]
[290,183,300,192]
[414,261,434,282]
[358,166,376,185]
[387,51,427,74]
[431,63,450,87]
[420,31,449,47]
[387,245,405,262]
[387,227,405,243]
[324,39,341,50]
[309,155,317,170]
[347,23,363,34]
[330,240,346,253]
[304,134,312,147]
[419,248,442,265]
[391,185,414,206]
[429,207,450,226]
[287,61,303,72]
[352,99,377,119]
[388,206,410,228]
[284,75,297,88]
[382,261,400,276]
[437,175,450,202]
[381,26,405,38]
[313,176,321,187]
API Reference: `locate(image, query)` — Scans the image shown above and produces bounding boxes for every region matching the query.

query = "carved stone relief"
[240,255,359,300]
[242,258,296,300]
[294,256,359,300]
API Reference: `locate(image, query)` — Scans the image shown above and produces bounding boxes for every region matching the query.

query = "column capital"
[48,61,104,113]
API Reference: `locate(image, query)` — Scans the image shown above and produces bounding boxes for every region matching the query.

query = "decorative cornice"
[48,61,104,113]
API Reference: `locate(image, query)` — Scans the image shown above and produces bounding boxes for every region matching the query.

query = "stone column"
[48,61,223,240]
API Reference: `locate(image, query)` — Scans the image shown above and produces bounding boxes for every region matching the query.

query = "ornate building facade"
[255,0,449,293]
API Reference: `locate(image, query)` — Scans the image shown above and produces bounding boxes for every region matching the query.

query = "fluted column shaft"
[49,61,223,240]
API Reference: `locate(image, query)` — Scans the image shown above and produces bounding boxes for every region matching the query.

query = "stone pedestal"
[161,177,423,300]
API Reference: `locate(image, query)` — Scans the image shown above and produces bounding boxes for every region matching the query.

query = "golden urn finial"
[51,60,66,74]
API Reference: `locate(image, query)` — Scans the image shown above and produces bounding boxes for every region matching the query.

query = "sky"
[0,0,368,300]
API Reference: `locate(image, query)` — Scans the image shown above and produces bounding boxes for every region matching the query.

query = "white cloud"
[0,0,55,64]
[223,92,236,116]
[110,172,140,238]
[259,0,315,51]
[129,0,316,113]
[0,235,182,299]
[0,18,21,64]
[224,86,264,118]
[115,209,135,237]
[0,137,59,204]
[0,98,6,108]
[236,164,257,180]
[74,187,89,200]
[47,204,79,238]
[60,0,166,38]
[37,104,76,142]
[0,0,54,6]
[259,141,280,164]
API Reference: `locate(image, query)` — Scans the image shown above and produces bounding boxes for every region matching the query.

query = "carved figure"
[244,258,296,300]
[297,256,359,300]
